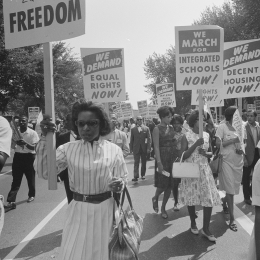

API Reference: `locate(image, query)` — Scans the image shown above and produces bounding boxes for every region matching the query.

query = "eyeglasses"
[75,119,99,128]
[136,119,142,121]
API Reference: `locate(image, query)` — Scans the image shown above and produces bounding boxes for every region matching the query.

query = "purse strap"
[120,187,133,210]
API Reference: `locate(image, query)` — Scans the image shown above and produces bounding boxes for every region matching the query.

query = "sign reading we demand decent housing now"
[175,25,224,90]
[4,0,85,49]
[221,39,260,98]
[81,48,126,103]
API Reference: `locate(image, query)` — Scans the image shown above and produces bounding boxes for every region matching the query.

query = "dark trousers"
[134,147,147,178]
[58,169,73,204]
[7,153,36,202]
[243,148,259,200]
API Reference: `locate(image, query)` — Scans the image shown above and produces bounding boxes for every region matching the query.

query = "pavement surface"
[0,154,255,260]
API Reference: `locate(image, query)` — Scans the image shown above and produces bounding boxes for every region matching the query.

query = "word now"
[183,75,218,86]
[92,89,122,99]
[227,83,260,94]
[9,0,82,33]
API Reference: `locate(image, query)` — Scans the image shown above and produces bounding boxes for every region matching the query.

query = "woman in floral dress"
[179,110,221,242]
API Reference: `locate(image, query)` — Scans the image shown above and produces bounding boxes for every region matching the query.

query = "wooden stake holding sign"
[43,43,56,190]
[198,89,203,138]
[3,0,86,190]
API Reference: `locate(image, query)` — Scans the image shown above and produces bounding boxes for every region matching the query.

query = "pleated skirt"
[58,198,114,260]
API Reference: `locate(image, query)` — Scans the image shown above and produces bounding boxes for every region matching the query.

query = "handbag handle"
[120,187,133,210]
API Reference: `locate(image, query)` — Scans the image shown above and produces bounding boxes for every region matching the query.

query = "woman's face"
[173,120,182,132]
[76,111,100,142]
[162,113,172,125]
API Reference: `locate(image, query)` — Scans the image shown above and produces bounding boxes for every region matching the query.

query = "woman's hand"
[157,162,163,174]
[236,149,243,155]
[198,147,207,157]
[194,138,204,148]
[40,115,57,136]
[108,177,124,192]
[232,137,240,144]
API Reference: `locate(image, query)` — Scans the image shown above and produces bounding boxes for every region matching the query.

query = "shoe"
[27,197,35,203]
[132,178,138,183]
[161,210,168,219]
[152,197,159,213]
[4,202,16,212]
[172,205,180,212]
[190,227,199,235]
[228,222,238,232]
[201,230,217,242]
[141,177,145,180]
[244,199,252,205]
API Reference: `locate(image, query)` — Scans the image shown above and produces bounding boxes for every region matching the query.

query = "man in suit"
[56,114,77,204]
[102,114,129,158]
[243,110,260,205]
[130,116,151,183]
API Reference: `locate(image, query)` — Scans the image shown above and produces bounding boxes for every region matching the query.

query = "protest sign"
[28,107,40,121]
[4,0,85,49]
[121,102,133,119]
[175,25,224,90]
[255,100,260,111]
[137,100,148,118]
[81,48,126,103]
[222,39,260,99]
[147,105,159,119]
[232,109,245,153]
[156,83,176,107]
[191,88,224,106]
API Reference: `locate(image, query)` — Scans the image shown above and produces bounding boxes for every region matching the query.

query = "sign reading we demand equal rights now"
[175,25,224,90]
[4,0,85,49]
[81,48,126,103]
[222,39,260,98]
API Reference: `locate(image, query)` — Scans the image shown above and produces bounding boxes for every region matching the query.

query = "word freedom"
[9,0,82,32]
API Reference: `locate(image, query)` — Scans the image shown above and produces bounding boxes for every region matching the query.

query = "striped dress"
[34,137,128,260]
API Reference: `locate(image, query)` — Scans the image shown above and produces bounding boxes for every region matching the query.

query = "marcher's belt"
[73,191,112,204]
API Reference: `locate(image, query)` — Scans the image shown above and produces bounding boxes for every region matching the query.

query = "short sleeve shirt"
[252,159,260,206]
[15,127,39,154]
[0,116,12,157]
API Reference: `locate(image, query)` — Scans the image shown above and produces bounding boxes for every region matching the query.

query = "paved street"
[0,155,255,260]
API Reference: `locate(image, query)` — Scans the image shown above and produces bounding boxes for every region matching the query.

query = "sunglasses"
[136,119,142,121]
[75,119,99,128]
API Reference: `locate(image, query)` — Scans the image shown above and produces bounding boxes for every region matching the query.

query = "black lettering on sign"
[9,0,82,33]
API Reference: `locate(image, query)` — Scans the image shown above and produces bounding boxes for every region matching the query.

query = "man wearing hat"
[130,116,151,183]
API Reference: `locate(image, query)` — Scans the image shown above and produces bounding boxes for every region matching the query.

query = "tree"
[144,47,192,115]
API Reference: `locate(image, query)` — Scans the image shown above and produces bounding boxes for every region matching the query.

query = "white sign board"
[175,25,224,90]
[147,105,158,119]
[156,83,176,107]
[113,102,123,120]
[191,88,224,107]
[3,0,85,49]
[121,102,133,119]
[28,107,40,121]
[137,100,148,118]
[222,39,260,99]
[81,48,126,103]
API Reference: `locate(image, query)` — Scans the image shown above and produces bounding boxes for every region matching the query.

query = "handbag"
[109,187,144,260]
[209,139,223,178]
[172,152,200,178]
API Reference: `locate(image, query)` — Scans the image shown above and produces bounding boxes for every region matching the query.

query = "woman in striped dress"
[34,101,128,260]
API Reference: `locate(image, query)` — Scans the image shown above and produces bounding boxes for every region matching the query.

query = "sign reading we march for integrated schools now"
[191,88,224,107]
[156,83,176,107]
[3,0,85,49]
[222,39,260,99]
[81,48,126,103]
[175,25,224,90]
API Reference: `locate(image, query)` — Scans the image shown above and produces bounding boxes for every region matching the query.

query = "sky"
[65,0,227,109]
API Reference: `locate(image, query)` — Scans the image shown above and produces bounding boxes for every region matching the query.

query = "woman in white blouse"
[34,100,128,260]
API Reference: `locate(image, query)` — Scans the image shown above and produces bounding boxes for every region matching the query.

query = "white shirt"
[15,127,39,154]
[0,116,12,157]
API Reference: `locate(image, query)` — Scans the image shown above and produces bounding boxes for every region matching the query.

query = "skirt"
[58,198,114,260]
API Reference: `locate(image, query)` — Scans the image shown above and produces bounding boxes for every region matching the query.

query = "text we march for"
[81,48,126,103]
[175,25,224,91]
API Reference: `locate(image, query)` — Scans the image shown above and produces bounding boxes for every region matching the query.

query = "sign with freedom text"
[156,83,176,107]
[175,25,224,90]
[4,0,85,49]
[191,88,224,107]
[81,48,126,102]
[222,39,260,99]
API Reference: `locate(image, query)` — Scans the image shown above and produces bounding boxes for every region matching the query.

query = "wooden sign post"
[43,43,57,190]
[198,89,203,138]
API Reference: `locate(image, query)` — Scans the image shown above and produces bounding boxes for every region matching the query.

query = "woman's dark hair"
[188,110,199,128]
[71,100,111,136]
[156,106,174,119]
[170,114,184,125]
[224,106,237,122]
